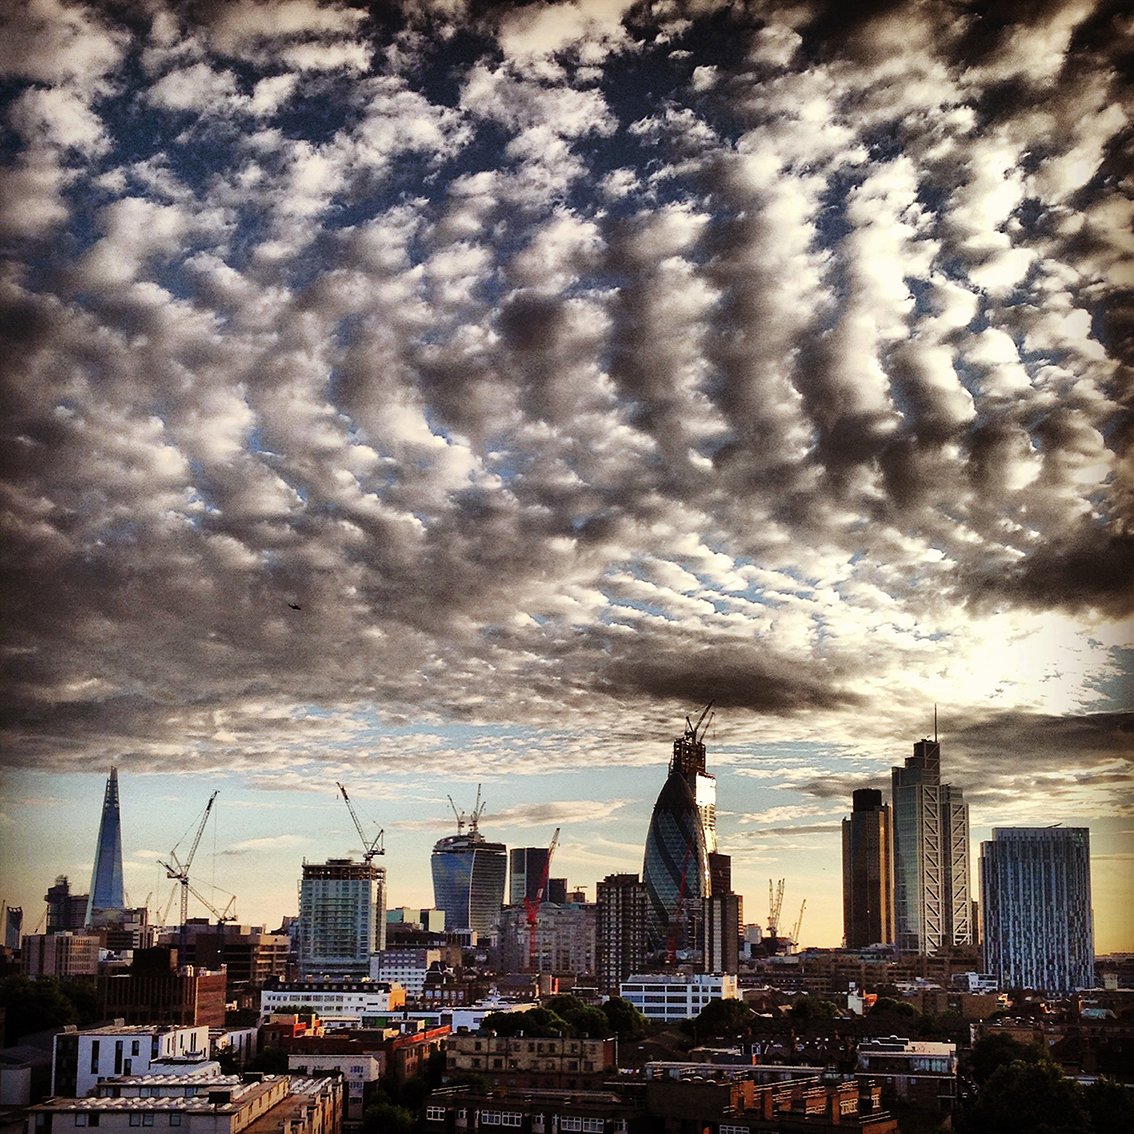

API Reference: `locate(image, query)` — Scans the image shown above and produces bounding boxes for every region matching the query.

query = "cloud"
[0,0,1129,802]
[222,834,311,855]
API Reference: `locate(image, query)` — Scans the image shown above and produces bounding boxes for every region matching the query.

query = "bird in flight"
[288,602,302,610]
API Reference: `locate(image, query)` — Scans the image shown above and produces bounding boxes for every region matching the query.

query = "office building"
[703,891,741,974]
[596,873,649,994]
[980,826,1094,992]
[497,901,596,975]
[892,737,971,953]
[619,972,738,1022]
[431,805,506,936]
[87,767,126,925]
[22,932,100,977]
[509,846,551,905]
[842,788,894,948]
[642,707,716,957]
[298,858,386,979]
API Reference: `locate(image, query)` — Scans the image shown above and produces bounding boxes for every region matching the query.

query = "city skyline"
[1,0,1131,953]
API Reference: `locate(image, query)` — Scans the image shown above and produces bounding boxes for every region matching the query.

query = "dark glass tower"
[842,788,894,948]
[86,767,125,925]
[642,707,716,958]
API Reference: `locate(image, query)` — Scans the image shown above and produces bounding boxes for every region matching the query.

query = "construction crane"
[523,827,560,972]
[447,796,467,834]
[791,899,806,947]
[158,791,219,952]
[767,878,785,937]
[337,782,385,862]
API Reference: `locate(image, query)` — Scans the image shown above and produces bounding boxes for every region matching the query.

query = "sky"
[1,0,1131,956]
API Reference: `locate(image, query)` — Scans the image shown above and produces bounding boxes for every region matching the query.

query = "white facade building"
[286,1052,382,1124]
[619,973,739,1022]
[52,1025,211,1098]
[370,948,441,997]
[259,981,404,1024]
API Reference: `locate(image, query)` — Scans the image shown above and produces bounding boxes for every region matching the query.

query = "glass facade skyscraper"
[980,827,1093,992]
[842,788,894,948]
[642,707,716,958]
[86,767,125,925]
[891,738,970,953]
[432,830,507,935]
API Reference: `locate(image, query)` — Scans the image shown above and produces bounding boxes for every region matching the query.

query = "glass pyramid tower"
[86,767,125,924]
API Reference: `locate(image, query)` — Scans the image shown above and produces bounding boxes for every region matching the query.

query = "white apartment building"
[619,973,739,1022]
[259,980,404,1025]
[370,948,441,998]
[53,1025,211,1098]
[286,1052,383,1125]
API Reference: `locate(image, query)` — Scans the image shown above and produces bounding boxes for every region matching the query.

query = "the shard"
[86,767,125,925]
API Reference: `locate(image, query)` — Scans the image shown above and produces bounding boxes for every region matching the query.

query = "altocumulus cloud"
[0,0,1130,810]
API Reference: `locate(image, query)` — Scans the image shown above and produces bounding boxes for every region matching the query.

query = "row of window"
[477,1112,522,1127]
[75,1115,181,1127]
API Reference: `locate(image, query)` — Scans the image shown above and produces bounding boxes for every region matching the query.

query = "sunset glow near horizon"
[1,0,1131,954]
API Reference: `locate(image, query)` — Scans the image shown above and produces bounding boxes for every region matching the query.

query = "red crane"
[523,827,560,972]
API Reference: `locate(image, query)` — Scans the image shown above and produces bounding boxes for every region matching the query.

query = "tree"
[958,1058,1089,1134]
[688,997,755,1038]
[963,1032,1045,1089]
[789,997,838,1020]
[361,1100,414,1134]
[1084,1078,1134,1134]
[0,976,80,1043]
[602,997,648,1040]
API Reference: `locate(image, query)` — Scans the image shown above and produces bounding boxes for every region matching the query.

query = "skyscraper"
[509,846,551,906]
[842,788,894,948]
[980,827,1094,993]
[86,768,125,926]
[596,873,648,994]
[891,737,971,953]
[642,706,716,957]
[431,804,507,936]
[298,858,386,979]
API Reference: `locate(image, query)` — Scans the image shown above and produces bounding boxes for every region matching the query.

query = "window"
[131,1042,140,1056]
[75,1116,88,1127]
[129,1116,141,1127]
[560,1120,581,1132]
[143,1115,154,1127]
[425,1107,446,1121]
[169,1116,181,1127]
[89,1042,100,1074]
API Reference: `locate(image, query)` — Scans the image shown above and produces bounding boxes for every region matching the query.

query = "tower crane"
[523,827,560,972]
[158,791,221,954]
[447,796,467,834]
[337,782,385,862]
[791,899,806,947]
[768,878,785,937]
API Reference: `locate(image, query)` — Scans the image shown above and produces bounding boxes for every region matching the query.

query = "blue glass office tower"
[642,708,716,957]
[432,821,507,936]
[86,767,125,925]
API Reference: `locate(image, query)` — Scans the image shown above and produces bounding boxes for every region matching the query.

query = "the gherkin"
[642,705,717,958]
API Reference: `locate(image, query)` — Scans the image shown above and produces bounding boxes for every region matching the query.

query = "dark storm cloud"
[0,0,1130,774]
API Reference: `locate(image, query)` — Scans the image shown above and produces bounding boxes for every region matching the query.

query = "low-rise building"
[259,980,404,1026]
[619,973,739,1022]
[423,1085,644,1134]
[285,1044,383,1127]
[52,1025,212,1098]
[854,1038,957,1109]
[445,1034,615,1090]
[26,1074,341,1134]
